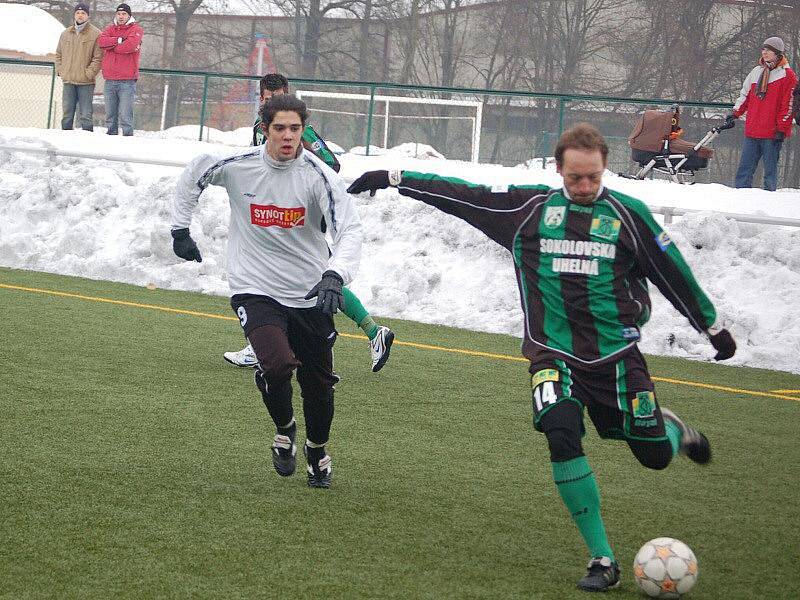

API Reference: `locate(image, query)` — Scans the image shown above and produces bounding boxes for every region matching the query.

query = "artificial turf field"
[1,267,798,600]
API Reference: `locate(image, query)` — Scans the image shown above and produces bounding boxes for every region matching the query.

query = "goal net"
[295,90,483,162]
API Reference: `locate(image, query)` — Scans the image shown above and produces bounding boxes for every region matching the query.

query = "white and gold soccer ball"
[633,537,698,598]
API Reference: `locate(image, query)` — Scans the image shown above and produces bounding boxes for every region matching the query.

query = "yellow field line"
[650,377,800,402]
[2,281,798,403]
[0,283,239,321]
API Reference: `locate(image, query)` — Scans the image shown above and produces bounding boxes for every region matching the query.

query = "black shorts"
[230,293,337,344]
[529,347,667,442]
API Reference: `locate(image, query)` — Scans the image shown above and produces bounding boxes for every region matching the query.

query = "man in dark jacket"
[347,123,736,593]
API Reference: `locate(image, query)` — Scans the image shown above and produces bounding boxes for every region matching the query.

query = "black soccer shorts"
[528,347,668,443]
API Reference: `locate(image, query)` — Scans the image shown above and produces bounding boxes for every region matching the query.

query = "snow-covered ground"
[1,125,799,374]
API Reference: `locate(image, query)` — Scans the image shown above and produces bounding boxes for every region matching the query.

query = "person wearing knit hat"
[98,3,144,135]
[763,36,784,55]
[115,4,132,19]
[729,36,797,191]
[54,2,102,130]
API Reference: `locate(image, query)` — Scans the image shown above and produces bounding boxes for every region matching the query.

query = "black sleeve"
[398,171,551,250]
[614,197,717,332]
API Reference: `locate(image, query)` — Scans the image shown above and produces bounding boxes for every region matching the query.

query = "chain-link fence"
[2,58,799,187]
[0,60,59,129]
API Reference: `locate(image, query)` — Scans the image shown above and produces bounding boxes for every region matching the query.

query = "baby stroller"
[624,105,735,184]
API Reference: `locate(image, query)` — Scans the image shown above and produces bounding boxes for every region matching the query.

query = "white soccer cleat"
[369,326,395,372]
[223,343,258,368]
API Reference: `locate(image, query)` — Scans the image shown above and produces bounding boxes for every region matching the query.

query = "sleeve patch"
[655,231,672,251]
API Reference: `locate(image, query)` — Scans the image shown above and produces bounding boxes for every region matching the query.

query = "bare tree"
[269,0,366,77]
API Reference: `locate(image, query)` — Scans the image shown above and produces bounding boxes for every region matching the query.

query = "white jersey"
[171,145,362,308]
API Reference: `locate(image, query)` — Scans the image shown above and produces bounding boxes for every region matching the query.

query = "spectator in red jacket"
[730,37,797,191]
[98,4,143,136]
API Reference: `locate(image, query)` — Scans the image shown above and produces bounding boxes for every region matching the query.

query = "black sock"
[305,443,326,464]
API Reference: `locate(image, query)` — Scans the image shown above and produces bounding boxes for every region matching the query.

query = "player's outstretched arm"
[349,169,549,250]
[347,170,394,195]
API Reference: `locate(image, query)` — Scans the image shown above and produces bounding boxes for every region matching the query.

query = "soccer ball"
[633,537,698,598]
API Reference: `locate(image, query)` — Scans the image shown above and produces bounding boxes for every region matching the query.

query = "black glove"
[775,131,785,141]
[723,112,736,125]
[304,270,344,316]
[347,170,391,196]
[708,328,736,361]
[171,228,202,263]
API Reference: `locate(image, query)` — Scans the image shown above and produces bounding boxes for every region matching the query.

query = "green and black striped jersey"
[252,117,341,173]
[395,171,718,365]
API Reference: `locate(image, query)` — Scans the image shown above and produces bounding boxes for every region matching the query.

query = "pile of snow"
[1,126,799,374]
[139,125,253,147]
[0,4,64,56]
[385,143,445,160]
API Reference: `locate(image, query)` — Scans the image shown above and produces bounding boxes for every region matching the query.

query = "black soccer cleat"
[577,557,620,592]
[304,445,332,489]
[661,407,711,464]
[271,434,297,477]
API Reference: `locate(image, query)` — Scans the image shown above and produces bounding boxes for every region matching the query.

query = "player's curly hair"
[554,123,609,166]
[259,93,308,127]
[259,73,289,96]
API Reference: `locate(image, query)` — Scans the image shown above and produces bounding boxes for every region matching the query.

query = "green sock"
[342,287,379,339]
[552,456,615,562]
[664,419,682,457]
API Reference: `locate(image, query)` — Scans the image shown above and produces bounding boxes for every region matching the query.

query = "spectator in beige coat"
[55,3,102,131]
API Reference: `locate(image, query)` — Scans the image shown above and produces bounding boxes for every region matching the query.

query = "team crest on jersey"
[590,215,621,242]
[632,391,656,418]
[656,231,672,250]
[544,206,566,228]
[250,204,306,228]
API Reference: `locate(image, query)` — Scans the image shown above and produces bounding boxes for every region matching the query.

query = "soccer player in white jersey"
[170,94,362,488]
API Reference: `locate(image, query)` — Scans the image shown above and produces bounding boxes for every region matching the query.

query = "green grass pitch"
[1,267,799,599]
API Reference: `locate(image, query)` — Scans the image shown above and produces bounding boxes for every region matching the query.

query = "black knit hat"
[74,2,89,14]
[116,3,132,15]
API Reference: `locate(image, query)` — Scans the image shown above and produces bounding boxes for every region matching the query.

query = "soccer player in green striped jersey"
[347,123,736,593]
[224,73,394,373]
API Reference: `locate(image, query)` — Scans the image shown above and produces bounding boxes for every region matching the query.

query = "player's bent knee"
[545,427,583,462]
[539,402,584,462]
[629,439,673,470]
[252,351,293,382]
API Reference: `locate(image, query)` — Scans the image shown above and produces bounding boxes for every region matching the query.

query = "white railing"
[0,143,189,168]
[3,143,800,228]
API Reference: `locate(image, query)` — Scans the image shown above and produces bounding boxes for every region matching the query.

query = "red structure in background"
[207,34,275,131]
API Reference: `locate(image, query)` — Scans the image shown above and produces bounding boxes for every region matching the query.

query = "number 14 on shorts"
[532,368,560,413]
